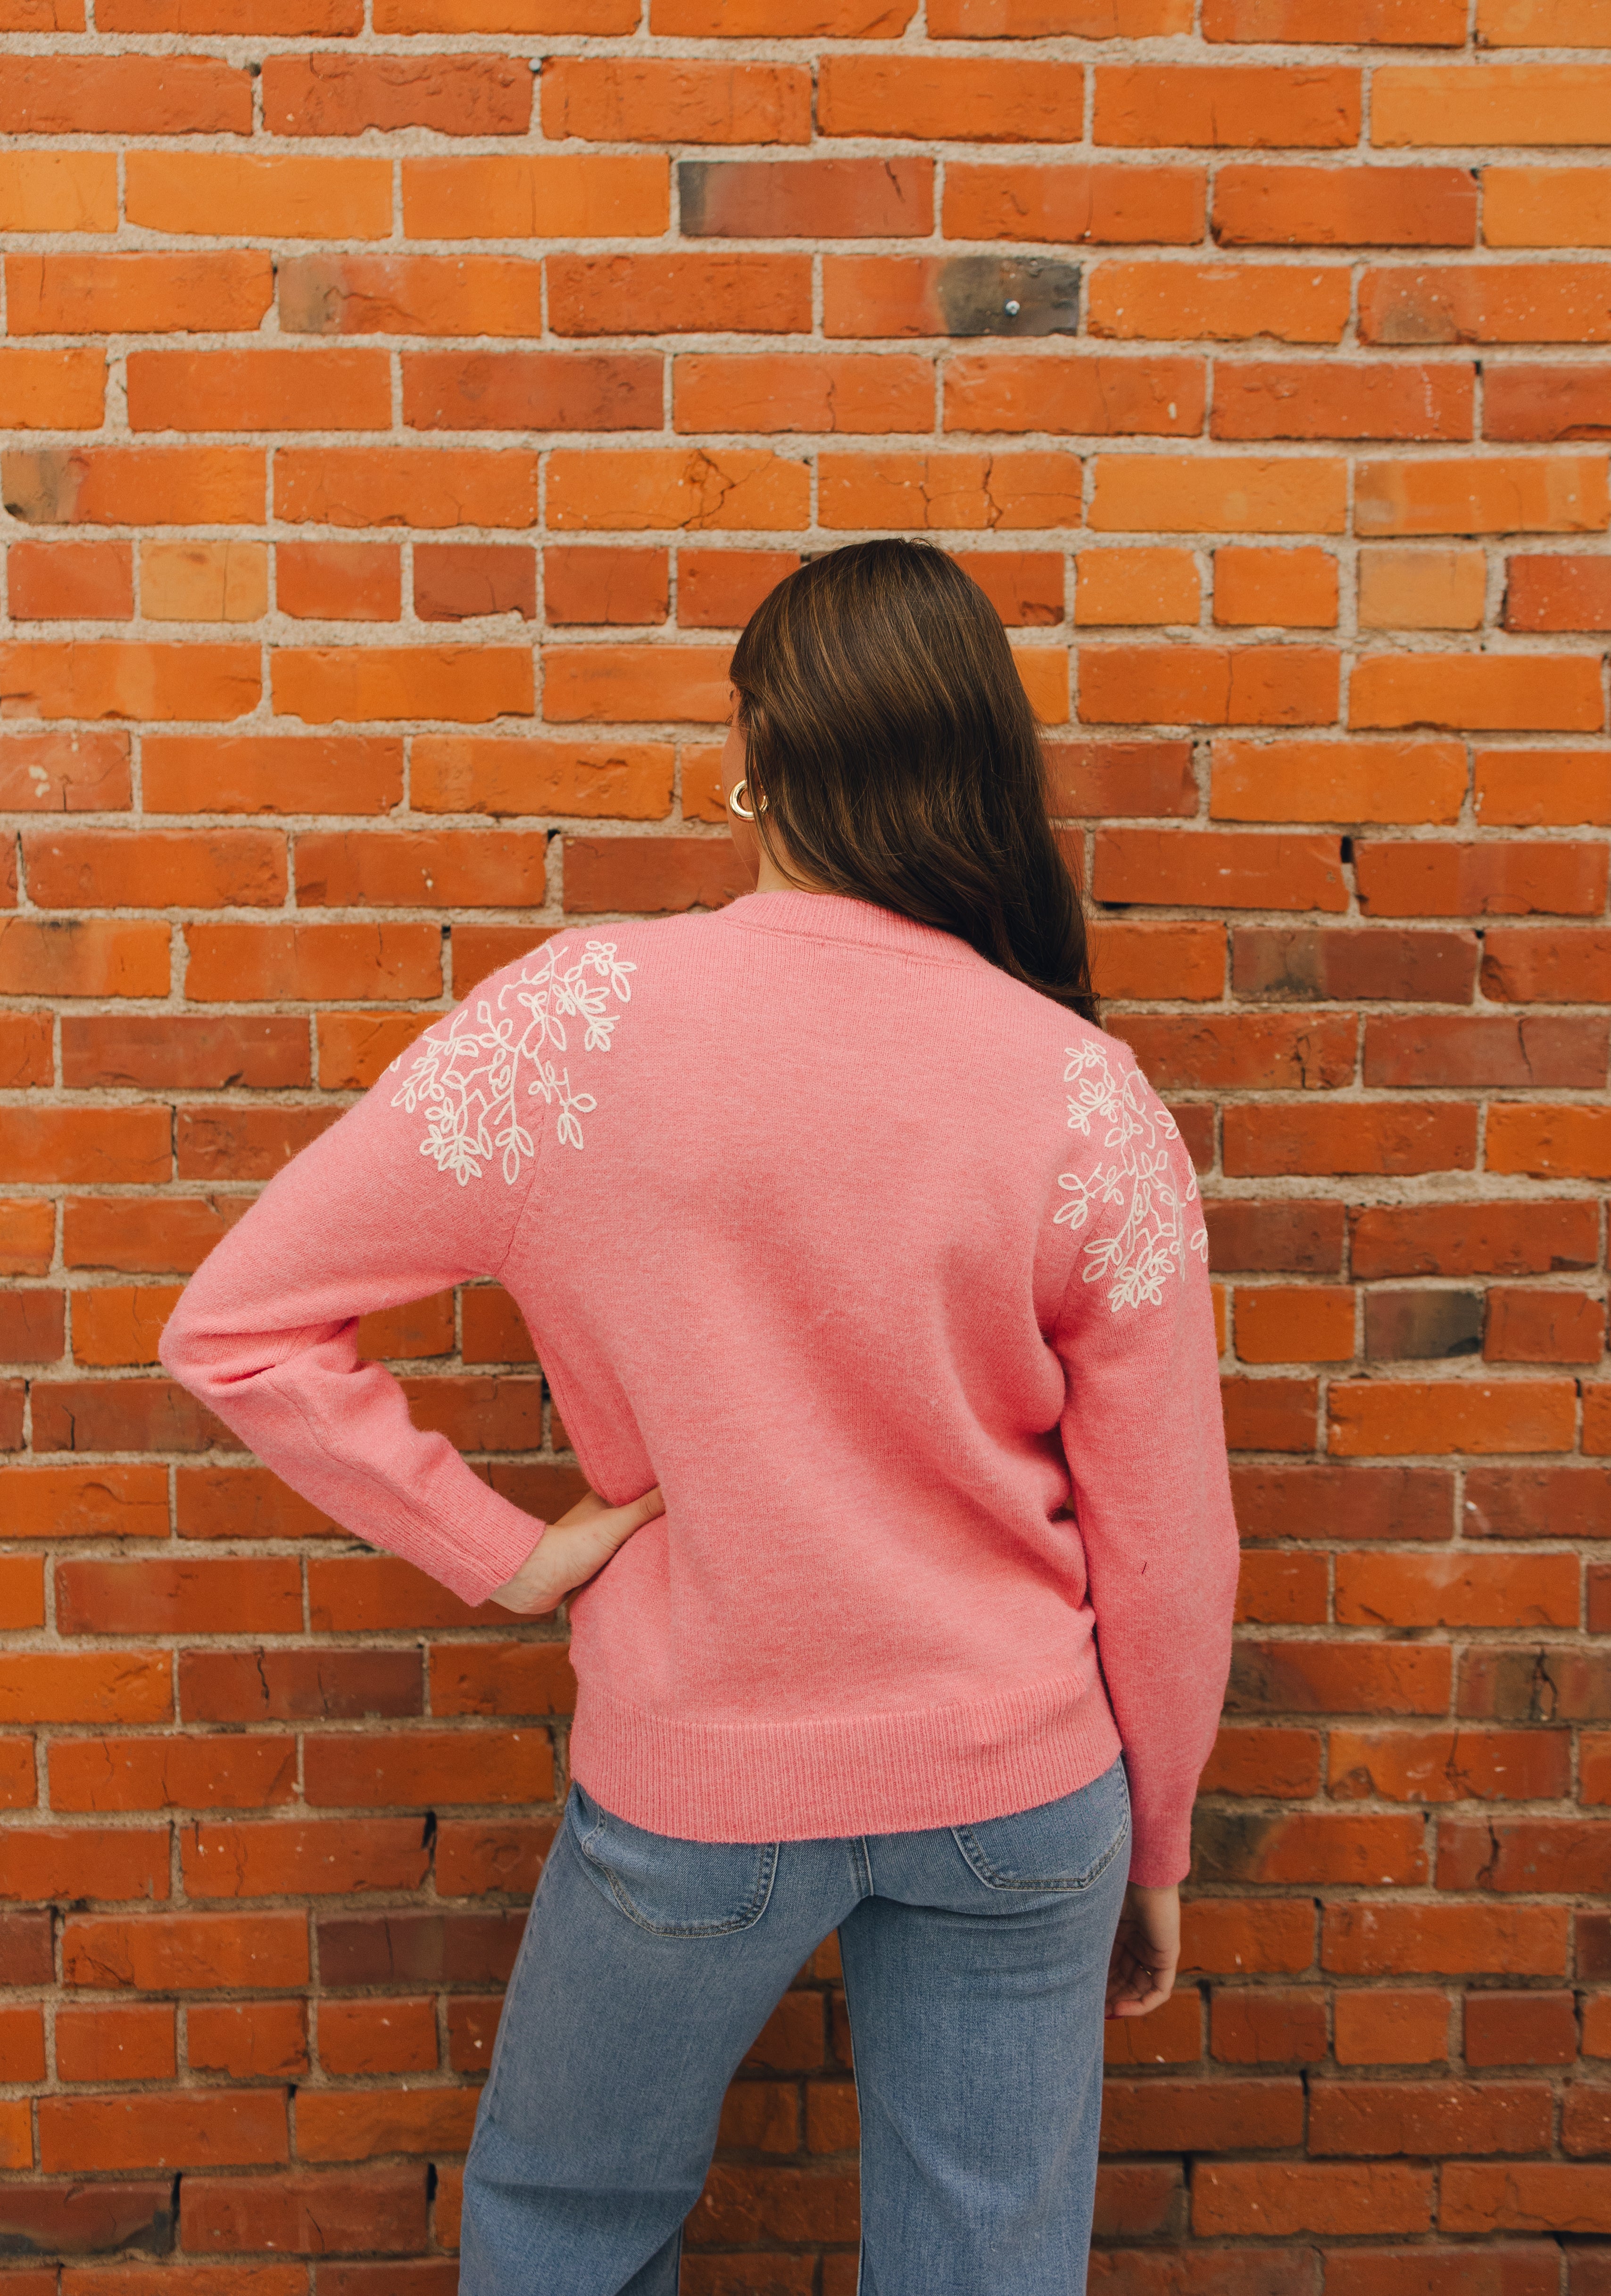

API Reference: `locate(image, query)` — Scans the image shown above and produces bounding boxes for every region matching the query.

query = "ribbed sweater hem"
[568,1673,1125,1846]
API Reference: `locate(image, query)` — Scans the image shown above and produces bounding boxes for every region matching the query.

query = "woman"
[161,539,1239,2296]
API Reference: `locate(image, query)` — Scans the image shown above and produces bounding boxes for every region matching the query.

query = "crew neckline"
[718,888,977,964]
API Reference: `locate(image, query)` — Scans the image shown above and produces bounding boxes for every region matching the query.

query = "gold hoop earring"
[728,779,768,821]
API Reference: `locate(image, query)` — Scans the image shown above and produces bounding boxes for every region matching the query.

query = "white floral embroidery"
[1054,1042,1208,1312]
[389,940,635,1186]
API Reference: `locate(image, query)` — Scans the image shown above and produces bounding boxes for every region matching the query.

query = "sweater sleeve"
[158,989,551,1607]
[1050,1052,1239,1888]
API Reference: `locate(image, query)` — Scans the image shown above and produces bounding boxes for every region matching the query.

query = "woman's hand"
[490,1484,664,1617]
[1105,1882,1181,2019]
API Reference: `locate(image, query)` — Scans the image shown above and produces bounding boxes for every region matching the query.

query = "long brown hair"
[727,539,1098,1025]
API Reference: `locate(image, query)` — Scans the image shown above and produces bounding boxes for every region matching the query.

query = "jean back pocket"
[567,1783,779,1938]
[951,1759,1130,1893]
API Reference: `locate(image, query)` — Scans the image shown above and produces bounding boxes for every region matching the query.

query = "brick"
[819,451,1080,534]
[544,649,733,728]
[0,1108,168,1187]
[403,351,660,435]
[1363,1288,1485,1361]
[928,0,1185,25]
[1484,928,1611,1003]
[1357,455,1609,538]
[434,1817,553,1897]
[307,1555,508,1631]
[1180,1897,1317,1974]
[1360,264,1611,346]
[1214,164,1476,247]
[1333,1989,1450,2065]
[1330,1384,1576,1461]
[1478,0,1611,36]
[0,1828,167,1906]
[0,53,250,134]
[402,153,667,239]
[0,1653,171,1727]
[263,51,531,136]
[543,59,811,144]
[1350,655,1604,732]
[1094,456,1346,536]
[303,1729,553,1808]
[1487,167,1611,251]
[319,2000,436,2077]
[413,735,671,819]
[179,1649,422,1722]
[182,1819,431,1898]
[1440,1819,1611,1895]
[945,163,1205,247]
[585,245,817,336]
[1195,1808,1428,1886]
[6,447,263,529]
[1096,66,1359,148]
[0,346,106,430]
[1234,1287,1355,1364]
[275,448,540,531]
[0,149,116,232]
[277,545,402,623]
[1330,1727,1568,1802]
[1208,1993,1326,2065]
[56,2004,174,2083]
[64,1196,249,1277]
[50,1736,296,1814]
[818,58,1085,142]
[25,829,285,910]
[30,1377,238,1454]
[1486,1289,1606,1364]
[1094,829,1345,910]
[1486,365,1611,441]
[1090,920,1225,1001]
[1103,2076,1304,2150]
[186,2000,308,2080]
[1214,547,1337,629]
[1207,0,1465,29]
[717,159,950,268]
[563,834,753,915]
[1310,2080,1550,2157]
[542,546,669,629]
[1213,739,1463,824]
[0,641,259,723]
[1350,1200,1598,1279]
[1374,65,1611,148]
[1072,549,1198,626]
[1507,557,1611,635]
[144,736,402,817]
[8,540,133,622]
[7,253,271,336]
[175,1103,340,1183]
[182,2166,425,2255]
[1205,1204,1349,1279]
[1463,1469,1611,1544]
[1222,1379,1320,1455]
[295,2087,480,2163]
[278,253,535,341]
[38,2089,288,2174]
[1200,1724,1322,1797]
[947,357,1204,444]
[1088,264,1350,346]
[1112,1012,1353,1090]
[1364,1013,1608,1086]
[1081,650,1340,729]
[677,354,932,435]
[274,647,533,726]
[1213,361,1474,442]
[125,151,391,239]
[1487,1105,1611,1180]
[678,549,802,629]
[1466,1992,1578,2067]
[1233,925,1478,1003]
[127,350,390,434]
[1193,2162,1432,2238]
[824,254,1079,341]
[62,1911,308,1991]
[547,449,807,534]
[0,729,130,813]
[1359,546,1487,630]
[57,1560,301,1638]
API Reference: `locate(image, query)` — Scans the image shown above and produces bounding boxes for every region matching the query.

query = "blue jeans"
[459,1756,1130,2296]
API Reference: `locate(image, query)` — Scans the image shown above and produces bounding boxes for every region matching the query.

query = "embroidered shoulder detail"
[388,940,635,1187]
[1053,1042,1209,1312]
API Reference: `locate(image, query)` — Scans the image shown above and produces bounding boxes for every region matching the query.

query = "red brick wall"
[1,0,1610,2280]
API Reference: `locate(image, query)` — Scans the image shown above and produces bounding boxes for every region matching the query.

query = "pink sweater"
[160,889,1238,1884]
